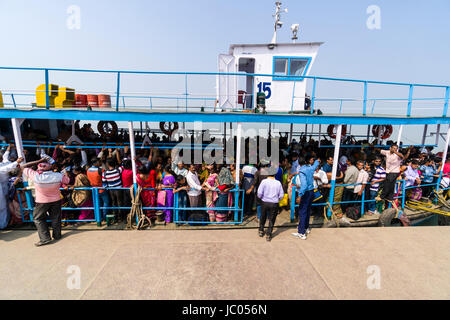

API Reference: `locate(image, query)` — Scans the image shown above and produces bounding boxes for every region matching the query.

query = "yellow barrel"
[54,87,75,108]
[0,91,3,108]
[36,84,59,107]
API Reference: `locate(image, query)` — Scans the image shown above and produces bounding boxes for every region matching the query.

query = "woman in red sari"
[136,165,157,219]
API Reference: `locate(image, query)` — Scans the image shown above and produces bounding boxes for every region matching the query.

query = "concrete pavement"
[1,226,449,300]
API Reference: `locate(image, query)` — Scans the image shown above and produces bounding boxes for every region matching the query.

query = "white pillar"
[327,124,342,217]
[11,118,25,160]
[440,125,450,173]
[397,125,404,147]
[128,121,137,185]
[437,125,450,190]
[421,124,428,146]
[331,125,342,182]
[235,122,242,185]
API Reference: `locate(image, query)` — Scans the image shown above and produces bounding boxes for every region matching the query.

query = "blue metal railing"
[0,66,448,117]
[16,186,244,226]
[290,173,449,221]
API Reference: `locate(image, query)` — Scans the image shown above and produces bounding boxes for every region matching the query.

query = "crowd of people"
[1,125,450,245]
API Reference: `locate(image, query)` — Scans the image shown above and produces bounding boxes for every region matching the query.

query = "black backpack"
[346,206,361,220]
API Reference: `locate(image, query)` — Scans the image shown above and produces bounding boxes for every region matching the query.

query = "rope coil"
[126,185,152,229]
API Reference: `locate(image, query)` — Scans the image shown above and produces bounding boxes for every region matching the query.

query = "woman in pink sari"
[202,165,218,222]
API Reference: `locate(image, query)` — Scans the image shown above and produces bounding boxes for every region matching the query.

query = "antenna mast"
[271,2,288,44]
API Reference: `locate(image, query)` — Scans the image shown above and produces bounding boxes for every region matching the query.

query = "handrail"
[0,66,448,88]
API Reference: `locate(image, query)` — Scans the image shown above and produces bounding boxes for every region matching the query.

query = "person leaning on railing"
[65,165,93,224]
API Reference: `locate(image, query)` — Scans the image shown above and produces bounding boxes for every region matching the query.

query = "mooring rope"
[127,185,152,229]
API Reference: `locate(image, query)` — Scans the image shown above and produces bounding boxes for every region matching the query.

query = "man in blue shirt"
[292,156,321,240]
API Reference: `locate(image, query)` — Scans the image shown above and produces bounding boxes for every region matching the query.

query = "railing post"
[437,125,450,191]
[234,189,239,224]
[290,77,296,113]
[407,84,414,117]
[363,81,367,116]
[45,69,49,109]
[185,73,188,112]
[93,188,101,227]
[174,191,179,226]
[361,186,365,217]
[401,180,406,210]
[290,186,296,222]
[443,86,449,117]
[327,124,342,218]
[11,94,16,108]
[116,72,121,112]
[310,77,316,114]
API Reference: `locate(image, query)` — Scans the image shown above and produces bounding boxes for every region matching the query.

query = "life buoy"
[372,125,393,140]
[327,125,347,139]
[97,121,118,138]
[159,122,179,136]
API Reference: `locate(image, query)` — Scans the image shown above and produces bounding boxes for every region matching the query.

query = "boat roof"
[229,42,324,53]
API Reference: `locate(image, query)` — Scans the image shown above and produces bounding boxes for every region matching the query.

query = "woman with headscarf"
[67,165,93,221]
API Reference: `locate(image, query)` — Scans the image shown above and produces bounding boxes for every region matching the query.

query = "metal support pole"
[327,124,342,218]
[289,123,293,144]
[11,94,16,108]
[93,188,101,227]
[435,124,441,146]
[290,186,296,222]
[318,124,322,147]
[128,121,137,185]
[116,72,121,112]
[310,77,316,114]
[437,125,450,191]
[421,124,428,146]
[397,125,404,147]
[363,81,367,116]
[443,86,449,117]
[235,122,242,185]
[45,69,49,109]
[407,84,414,117]
[128,121,138,225]
[185,73,188,112]
[367,125,371,141]
[11,118,25,161]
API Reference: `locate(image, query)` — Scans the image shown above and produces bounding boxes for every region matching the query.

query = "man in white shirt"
[353,161,369,196]
[186,164,203,208]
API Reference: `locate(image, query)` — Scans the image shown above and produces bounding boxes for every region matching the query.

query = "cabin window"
[274,58,288,76]
[273,56,311,81]
[289,59,308,76]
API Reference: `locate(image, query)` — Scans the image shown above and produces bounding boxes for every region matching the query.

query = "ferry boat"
[1,2,449,229]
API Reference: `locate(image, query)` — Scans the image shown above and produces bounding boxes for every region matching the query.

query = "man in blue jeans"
[292,156,320,240]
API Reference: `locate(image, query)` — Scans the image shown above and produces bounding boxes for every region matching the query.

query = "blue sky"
[0,0,449,147]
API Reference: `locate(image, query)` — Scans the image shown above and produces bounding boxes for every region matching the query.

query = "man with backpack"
[291,157,320,240]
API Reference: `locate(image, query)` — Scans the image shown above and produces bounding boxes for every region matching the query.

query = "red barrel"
[75,94,88,108]
[87,94,99,108]
[98,94,111,108]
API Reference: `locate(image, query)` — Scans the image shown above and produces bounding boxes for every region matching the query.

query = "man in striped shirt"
[102,159,125,221]
[368,157,386,215]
